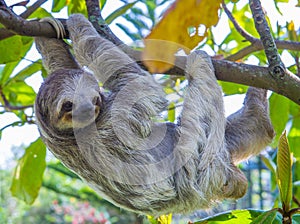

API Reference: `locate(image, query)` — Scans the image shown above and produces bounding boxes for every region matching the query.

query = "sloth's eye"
[92,96,101,106]
[62,101,73,112]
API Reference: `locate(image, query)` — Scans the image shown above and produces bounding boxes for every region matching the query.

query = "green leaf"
[194,210,263,224]
[116,23,141,41]
[3,81,36,106]
[105,1,138,25]
[221,4,256,55]
[145,0,157,24]
[251,209,281,224]
[194,209,264,223]
[293,214,300,223]
[28,7,52,19]
[289,100,300,117]
[277,131,293,212]
[168,102,175,122]
[261,154,276,175]
[124,14,149,32]
[67,0,87,16]
[10,138,46,204]
[147,215,160,224]
[195,210,282,223]
[269,93,290,147]
[20,36,34,54]
[261,154,277,191]
[220,81,248,95]
[0,36,23,64]
[294,161,300,199]
[99,0,107,10]
[52,0,67,12]
[6,60,42,84]
[288,117,300,159]
[231,3,257,37]
[0,62,19,85]
[0,36,33,86]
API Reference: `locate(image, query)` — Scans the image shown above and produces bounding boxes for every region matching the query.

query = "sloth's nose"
[73,103,95,120]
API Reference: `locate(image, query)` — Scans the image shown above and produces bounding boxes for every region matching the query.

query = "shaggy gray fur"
[34,14,274,216]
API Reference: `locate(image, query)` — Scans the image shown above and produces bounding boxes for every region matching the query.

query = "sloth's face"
[35,69,102,132]
[54,71,102,130]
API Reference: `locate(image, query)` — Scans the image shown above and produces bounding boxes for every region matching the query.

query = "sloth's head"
[35,69,102,133]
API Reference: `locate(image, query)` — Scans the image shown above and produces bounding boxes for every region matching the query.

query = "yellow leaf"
[157,214,172,224]
[143,0,222,73]
[175,78,181,92]
[287,21,298,42]
[147,214,173,224]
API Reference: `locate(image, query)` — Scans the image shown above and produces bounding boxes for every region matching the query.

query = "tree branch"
[226,40,300,61]
[1,3,300,104]
[20,0,47,18]
[0,0,47,40]
[0,5,66,38]
[222,2,257,43]
[223,1,300,62]
[0,90,33,110]
[249,0,286,78]
[85,0,139,63]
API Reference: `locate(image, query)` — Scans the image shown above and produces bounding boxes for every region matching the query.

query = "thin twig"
[293,196,300,207]
[225,40,300,61]
[20,0,47,19]
[222,2,257,43]
[225,44,261,61]
[0,90,33,110]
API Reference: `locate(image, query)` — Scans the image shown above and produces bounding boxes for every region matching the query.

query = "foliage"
[196,132,300,224]
[10,138,46,204]
[1,0,300,223]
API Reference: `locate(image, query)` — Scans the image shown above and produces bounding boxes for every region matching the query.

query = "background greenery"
[1,0,300,223]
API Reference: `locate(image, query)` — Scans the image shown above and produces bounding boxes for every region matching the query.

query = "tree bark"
[1,3,300,104]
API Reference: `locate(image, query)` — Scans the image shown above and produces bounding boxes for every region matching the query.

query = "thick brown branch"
[0,6,65,38]
[0,27,14,39]
[0,0,47,40]
[130,51,300,104]
[1,4,300,104]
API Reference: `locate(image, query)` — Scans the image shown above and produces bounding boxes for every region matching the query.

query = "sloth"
[34,14,275,216]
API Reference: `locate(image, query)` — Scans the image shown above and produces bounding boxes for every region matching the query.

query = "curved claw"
[40,17,66,39]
